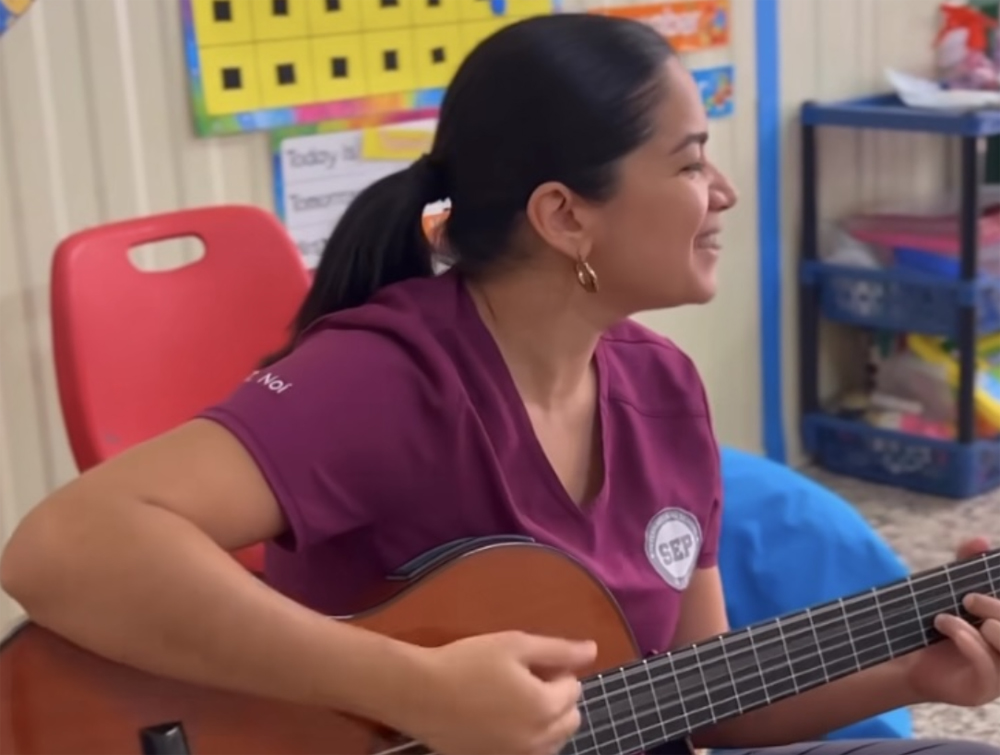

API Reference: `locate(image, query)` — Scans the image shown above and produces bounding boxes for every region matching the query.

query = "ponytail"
[264,155,448,365]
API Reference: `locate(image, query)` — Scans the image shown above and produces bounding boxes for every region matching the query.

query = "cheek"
[624,184,708,257]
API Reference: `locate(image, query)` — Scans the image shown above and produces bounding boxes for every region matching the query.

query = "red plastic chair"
[50,205,311,573]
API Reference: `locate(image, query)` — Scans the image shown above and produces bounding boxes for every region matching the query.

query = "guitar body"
[0,540,694,755]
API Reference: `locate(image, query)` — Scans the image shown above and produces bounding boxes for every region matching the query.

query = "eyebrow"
[670,132,709,154]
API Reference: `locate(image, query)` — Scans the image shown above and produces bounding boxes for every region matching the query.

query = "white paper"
[278,120,439,268]
[886,68,1000,110]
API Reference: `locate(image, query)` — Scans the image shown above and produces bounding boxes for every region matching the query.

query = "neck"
[465,266,609,406]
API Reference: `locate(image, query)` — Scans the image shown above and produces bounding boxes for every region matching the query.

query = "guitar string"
[620,551,998,686]
[571,562,998,753]
[370,553,999,755]
[370,597,967,755]
[569,617,935,755]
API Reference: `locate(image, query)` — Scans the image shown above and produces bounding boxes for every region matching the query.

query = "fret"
[667,646,713,732]
[906,578,934,648]
[877,582,924,657]
[650,654,690,742]
[709,637,744,721]
[805,608,831,684]
[593,672,641,755]
[774,620,799,695]
[573,689,603,755]
[986,553,998,597]
[691,644,715,723]
[847,592,892,670]
[618,664,670,750]
[951,560,990,622]
[780,612,828,692]
[942,564,961,615]
[812,600,859,680]
[921,571,962,642]
[717,629,758,716]
[743,622,798,704]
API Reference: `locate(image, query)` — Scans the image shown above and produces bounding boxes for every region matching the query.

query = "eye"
[682,161,706,175]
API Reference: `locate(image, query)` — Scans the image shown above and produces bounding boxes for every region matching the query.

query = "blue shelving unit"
[799,94,1000,498]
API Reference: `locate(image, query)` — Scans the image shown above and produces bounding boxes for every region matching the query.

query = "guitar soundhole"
[139,721,191,755]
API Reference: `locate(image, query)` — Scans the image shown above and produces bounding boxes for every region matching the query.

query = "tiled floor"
[806,467,1000,746]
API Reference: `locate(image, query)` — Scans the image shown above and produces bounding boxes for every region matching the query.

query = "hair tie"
[411,154,449,202]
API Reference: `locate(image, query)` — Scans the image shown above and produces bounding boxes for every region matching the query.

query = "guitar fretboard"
[565,549,1000,755]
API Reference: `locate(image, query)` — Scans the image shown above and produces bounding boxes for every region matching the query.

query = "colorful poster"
[182,0,557,137]
[694,64,734,118]
[272,121,443,268]
[0,0,35,38]
[588,0,729,52]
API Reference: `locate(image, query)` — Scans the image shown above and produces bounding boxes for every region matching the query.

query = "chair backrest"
[51,205,311,472]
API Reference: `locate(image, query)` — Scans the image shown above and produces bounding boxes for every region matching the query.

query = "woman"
[2,14,999,755]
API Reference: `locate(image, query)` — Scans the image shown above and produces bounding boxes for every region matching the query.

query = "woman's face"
[582,57,738,315]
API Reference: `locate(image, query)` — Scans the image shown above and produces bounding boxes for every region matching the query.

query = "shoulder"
[207,275,467,434]
[600,318,709,417]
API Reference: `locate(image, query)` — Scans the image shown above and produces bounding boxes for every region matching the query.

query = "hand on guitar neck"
[897,537,1000,709]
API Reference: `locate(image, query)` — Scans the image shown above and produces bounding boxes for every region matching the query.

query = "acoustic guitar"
[1,537,998,755]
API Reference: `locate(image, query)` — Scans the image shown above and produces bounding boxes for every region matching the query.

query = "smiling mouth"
[695,230,722,249]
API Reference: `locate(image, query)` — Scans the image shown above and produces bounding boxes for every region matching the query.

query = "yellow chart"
[185,0,555,134]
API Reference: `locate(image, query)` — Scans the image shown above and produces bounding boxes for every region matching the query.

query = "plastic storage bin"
[799,94,1000,498]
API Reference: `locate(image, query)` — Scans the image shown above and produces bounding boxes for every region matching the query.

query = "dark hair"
[269,13,673,362]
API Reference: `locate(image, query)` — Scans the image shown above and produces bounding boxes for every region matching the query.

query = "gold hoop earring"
[575,259,599,293]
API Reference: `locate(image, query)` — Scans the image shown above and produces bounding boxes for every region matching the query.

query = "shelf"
[801,94,1000,137]
[801,261,1000,337]
[802,413,1000,498]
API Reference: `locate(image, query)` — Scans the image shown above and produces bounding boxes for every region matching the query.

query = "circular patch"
[644,507,703,590]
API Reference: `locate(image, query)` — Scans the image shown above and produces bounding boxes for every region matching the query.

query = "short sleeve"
[694,379,724,569]
[199,326,448,552]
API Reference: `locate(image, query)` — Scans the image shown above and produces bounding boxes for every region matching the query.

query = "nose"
[708,162,738,211]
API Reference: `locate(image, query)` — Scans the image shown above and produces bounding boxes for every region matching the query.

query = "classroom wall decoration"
[0,0,36,37]
[589,0,729,52]
[272,120,440,267]
[182,0,557,137]
[693,64,734,118]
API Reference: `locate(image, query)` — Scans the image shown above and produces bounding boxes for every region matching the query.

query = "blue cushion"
[717,447,913,740]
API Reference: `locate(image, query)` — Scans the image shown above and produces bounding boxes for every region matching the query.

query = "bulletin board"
[181,0,559,136]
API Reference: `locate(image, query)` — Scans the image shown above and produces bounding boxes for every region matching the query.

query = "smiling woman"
[1,11,999,755]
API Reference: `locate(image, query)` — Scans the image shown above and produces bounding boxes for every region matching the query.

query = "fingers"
[536,703,583,755]
[513,633,598,671]
[964,593,1000,622]
[955,537,991,560]
[935,613,1000,686]
[983,619,1000,654]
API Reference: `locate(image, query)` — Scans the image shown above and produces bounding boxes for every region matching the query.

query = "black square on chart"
[326,0,341,9]
[276,63,296,85]
[431,47,445,64]
[221,67,242,90]
[383,50,398,71]
[212,0,231,22]
[331,57,348,78]
[272,0,289,16]
[381,0,399,7]
[427,0,440,5]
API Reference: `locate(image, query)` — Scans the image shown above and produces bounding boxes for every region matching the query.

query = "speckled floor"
[804,467,1000,746]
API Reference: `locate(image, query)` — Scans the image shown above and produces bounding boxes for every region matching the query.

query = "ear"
[524,181,595,263]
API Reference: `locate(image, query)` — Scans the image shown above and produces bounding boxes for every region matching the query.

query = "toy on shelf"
[822,190,1000,279]
[935,2,1000,91]
[829,332,1000,442]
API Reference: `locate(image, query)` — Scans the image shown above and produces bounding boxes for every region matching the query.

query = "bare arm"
[0,419,427,725]
[675,567,920,749]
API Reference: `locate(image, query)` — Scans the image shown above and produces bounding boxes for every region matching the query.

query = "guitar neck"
[567,548,1000,755]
